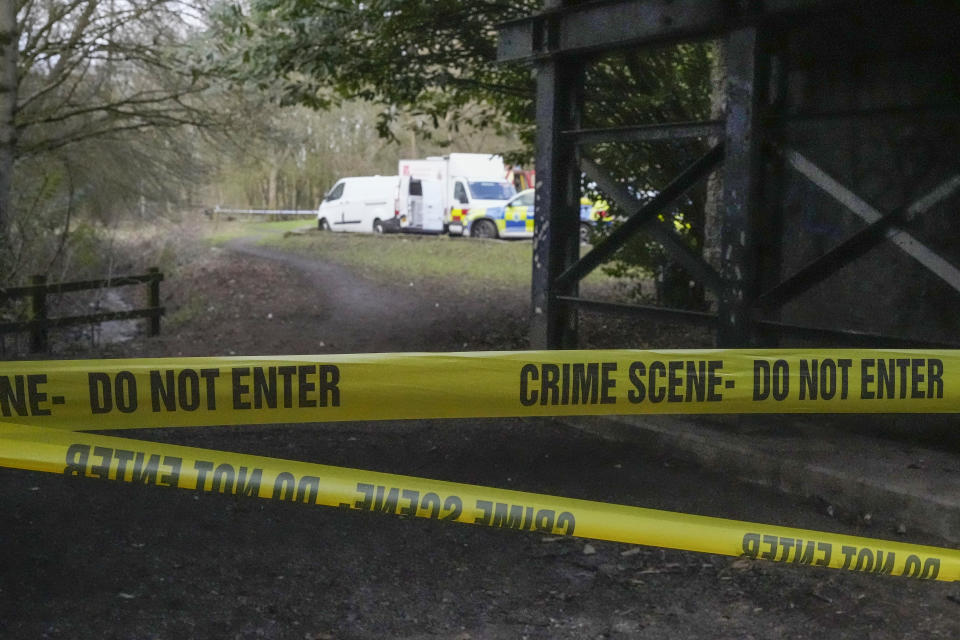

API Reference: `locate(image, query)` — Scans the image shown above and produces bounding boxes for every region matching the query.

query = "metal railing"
[212,206,316,216]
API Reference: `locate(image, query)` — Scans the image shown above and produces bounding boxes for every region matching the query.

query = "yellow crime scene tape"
[2,349,958,582]
[1,420,957,582]
[1,349,958,430]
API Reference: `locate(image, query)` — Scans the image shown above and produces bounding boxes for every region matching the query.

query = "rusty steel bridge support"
[499,0,960,350]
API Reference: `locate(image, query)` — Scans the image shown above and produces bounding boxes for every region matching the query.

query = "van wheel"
[579,222,592,244]
[471,219,498,239]
[373,219,384,234]
[318,218,330,231]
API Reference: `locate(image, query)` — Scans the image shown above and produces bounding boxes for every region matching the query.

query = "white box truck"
[397,153,516,235]
[317,175,400,233]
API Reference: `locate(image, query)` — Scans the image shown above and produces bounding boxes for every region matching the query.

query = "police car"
[464,189,610,241]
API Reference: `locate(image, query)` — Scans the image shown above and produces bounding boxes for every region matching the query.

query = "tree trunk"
[267,165,279,209]
[0,0,18,258]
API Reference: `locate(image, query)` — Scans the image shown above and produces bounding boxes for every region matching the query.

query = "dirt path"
[227,236,533,354]
[2,231,959,639]
[228,238,440,353]
[82,234,527,360]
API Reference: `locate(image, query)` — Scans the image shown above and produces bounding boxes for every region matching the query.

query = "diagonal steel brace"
[556,143,727,296]
[756,172,960,309]
[785,150,960,294]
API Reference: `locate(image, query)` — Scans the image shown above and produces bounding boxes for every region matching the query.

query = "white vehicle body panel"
[420,179,445,232]
[397,153,515,234]
[318,176,399,233]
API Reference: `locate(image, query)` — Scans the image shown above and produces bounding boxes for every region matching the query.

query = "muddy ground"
[2,229,959,639]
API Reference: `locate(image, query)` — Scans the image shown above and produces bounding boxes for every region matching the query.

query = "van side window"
[517,190,534,207]
[326,182,345,201]
[409,179,423,196]
[454,182,469,204]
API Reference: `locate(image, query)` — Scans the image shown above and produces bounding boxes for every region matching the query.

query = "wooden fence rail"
[0,268,164,352]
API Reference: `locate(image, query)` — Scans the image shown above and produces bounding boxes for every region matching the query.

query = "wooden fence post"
[29,274,47,352]
[147,267,161,336]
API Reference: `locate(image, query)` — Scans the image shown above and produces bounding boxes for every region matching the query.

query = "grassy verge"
[261,230,621,294]
[198,218,640,300]
[273,232,529,288]
[206,218,315,245]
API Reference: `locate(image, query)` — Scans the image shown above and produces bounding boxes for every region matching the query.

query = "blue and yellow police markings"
[460,204,532,238]
[458,190,610,239]
[502,202,533,235]
[460,207,498,234]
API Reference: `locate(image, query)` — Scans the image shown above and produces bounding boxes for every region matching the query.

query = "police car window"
[517,191,535,207]
[468,181,515,201]
[454,182,469,204]
[409,179,422,196]
[326,182,344,201]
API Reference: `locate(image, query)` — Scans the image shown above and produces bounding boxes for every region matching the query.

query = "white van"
[317,176,400,233]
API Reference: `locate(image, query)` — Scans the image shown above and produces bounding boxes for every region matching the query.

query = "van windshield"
[325,182,344,201]
[468,181,515,201]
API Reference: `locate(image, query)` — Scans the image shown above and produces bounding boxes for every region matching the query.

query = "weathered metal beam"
[756,173,960,309]
[559,145,726,295]
[499,0,723,62]
[557,296,717,325]
[787,150,960,294]
[498,0,838,62]
[530,53,583,349]
[716,27,765,347]
[554,296,959,348]
[770,104,960,124]
[565,120,723,146]
[755,319,960,349]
